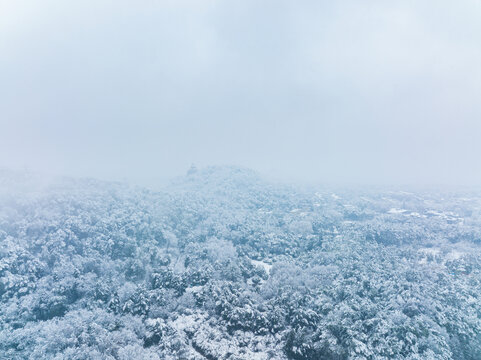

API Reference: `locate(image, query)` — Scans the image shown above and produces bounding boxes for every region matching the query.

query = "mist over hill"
[1,166,481,359]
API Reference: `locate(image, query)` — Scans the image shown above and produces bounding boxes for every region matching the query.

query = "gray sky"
[1,0,481,186]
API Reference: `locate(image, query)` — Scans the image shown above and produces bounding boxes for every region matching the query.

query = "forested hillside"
[1,167,481,359]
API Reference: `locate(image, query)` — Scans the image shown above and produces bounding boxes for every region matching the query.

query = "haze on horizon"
[1,0,481,186]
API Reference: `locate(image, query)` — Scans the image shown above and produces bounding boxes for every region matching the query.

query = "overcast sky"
[1,0,481,186]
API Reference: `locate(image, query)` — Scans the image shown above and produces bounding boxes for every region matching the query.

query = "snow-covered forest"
[1,166,481,359]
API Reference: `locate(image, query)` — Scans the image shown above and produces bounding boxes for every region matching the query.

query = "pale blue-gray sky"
[1,0,481,185]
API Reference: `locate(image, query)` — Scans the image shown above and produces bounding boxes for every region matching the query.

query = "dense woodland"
[1,166,481,359]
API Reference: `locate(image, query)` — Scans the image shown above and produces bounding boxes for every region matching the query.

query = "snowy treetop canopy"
[1,166,481,359]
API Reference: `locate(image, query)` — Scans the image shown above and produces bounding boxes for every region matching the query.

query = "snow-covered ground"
[251,259,273,275]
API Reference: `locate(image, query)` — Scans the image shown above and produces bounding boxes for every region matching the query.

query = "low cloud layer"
[1,0,481,185]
